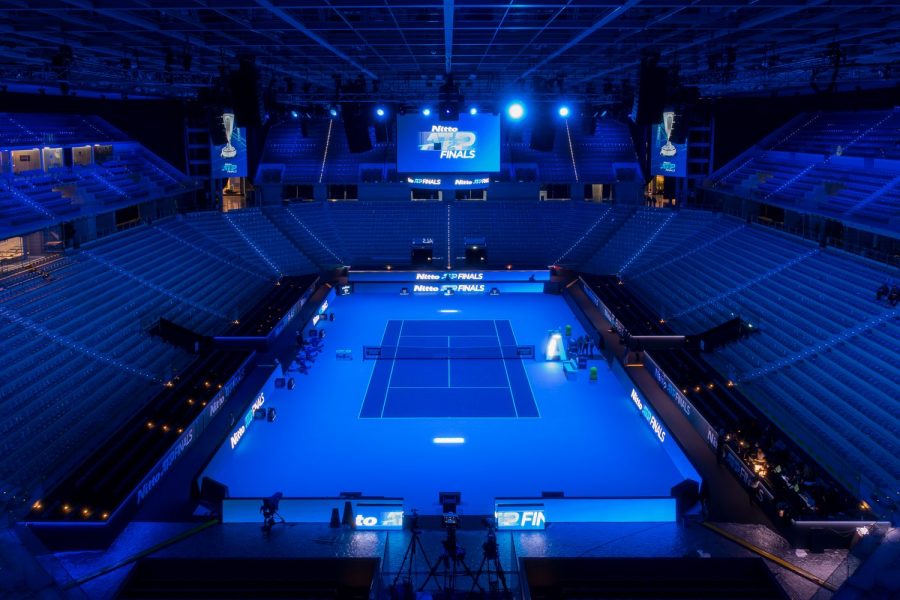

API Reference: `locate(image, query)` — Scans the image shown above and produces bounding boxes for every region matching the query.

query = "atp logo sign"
[419,125,477,159]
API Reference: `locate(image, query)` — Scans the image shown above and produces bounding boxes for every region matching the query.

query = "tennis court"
[200,291,687,513]
[360,319,538,418]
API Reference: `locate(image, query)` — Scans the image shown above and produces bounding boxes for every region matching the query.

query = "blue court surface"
[202,291,687,514]
[360,319,538,418]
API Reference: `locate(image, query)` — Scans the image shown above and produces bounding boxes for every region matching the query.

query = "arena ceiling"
[1,1,898,103]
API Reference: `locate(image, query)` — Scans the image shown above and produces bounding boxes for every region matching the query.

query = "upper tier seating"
[706,109,900,233]
[769,110,900,159]
[1,113,197,237]
[0,113,127,148]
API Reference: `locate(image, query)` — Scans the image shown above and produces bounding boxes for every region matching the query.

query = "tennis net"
[363,345,535,360]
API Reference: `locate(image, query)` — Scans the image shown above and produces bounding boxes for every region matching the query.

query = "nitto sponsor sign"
[137,425,196,505]
[630,388,667,444]
[415,272,484,281]
[230,392,265,450]
[412,283,485,294]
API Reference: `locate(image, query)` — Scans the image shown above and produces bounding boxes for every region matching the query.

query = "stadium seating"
[572,119,642,182]
[0,113,127,148]
[707,109,900,232]
[0,213,293,494]
[264,204,347,267]
[257,199,623,269]
[0,116,197,237]
[577,208,899,498]
[223,209,318,275]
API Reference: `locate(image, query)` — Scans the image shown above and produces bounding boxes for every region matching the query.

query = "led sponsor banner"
[137,423,196,506]
[309,288,336,328]
[495,498,678,525]
[725,446,774,505]
[355,282,544,294]
[582,280,601,308]
[351,270,550,283]
[496,509,547,530]
[353,509,404,530]
[644,353,719,451]
[270,277,318,340]
[579,277,626,339]
[406,175,491,189]
[133,354,253,508]
[412,283,486,294]
[222,498,403,527]
[229,392,265,450]
[630,387,668,444]
[397,114,500,173]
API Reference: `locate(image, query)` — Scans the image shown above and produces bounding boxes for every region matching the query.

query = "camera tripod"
[470,522,509,595]
[418,524,482,594]
[261,506,285,533]
[390,510,433,599]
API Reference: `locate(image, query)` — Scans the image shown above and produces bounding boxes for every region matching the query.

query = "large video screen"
[397,113,500,173]
[650,114,687,177]
[211,126,248,177]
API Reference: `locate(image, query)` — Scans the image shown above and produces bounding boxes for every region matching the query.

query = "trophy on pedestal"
[660,110,677,157]
[221,112,238,159]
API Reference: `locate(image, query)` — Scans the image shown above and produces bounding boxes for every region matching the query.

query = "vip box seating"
[576,208,899,501]
[0,114,197,237]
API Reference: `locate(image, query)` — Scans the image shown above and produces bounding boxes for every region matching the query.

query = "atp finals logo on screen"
[418,125,477,160]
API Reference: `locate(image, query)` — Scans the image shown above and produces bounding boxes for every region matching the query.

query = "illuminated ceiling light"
[375,107,386,117]
[469,107,478,115]
[290,110,299,119]
[507,102,524,120]
[422,107,431,116]
[433,437,465,444]
[558,105,570,117]
[329,107,338,117]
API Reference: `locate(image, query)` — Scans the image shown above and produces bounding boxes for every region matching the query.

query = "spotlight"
[329,107,338,117]
[376,107,386,117]
[469,107,478,115]
[422,107,431,116]
[558,105,570,117]
[507,102,524,120]
[290,110,299,119]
